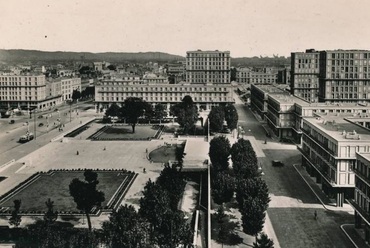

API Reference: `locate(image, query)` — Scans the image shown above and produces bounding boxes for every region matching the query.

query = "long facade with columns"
[94,77,234,113]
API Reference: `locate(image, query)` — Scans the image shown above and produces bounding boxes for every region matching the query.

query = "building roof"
[269,93,310,106]
[304,115,370,142]
[357,152,370,162]
[186,50,230,54]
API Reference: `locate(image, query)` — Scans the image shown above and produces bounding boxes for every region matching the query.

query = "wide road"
[0,101,98,165]
[234,99,354,248]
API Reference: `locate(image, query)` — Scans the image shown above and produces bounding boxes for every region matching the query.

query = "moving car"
[19,133,34,143]
[272,160,284,167]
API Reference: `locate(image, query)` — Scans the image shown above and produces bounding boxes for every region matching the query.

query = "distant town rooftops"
[186,50,230,54]
[304,115,370,142]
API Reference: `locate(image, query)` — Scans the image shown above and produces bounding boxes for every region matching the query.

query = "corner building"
[299,116,370,206]
[186,50,230,84]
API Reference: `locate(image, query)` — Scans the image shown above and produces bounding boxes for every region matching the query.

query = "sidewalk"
[293,164,369,248]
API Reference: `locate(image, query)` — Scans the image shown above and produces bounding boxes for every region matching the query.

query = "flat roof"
[186,50,230,54]
[252,84,287,93]
[269,93,310,106]
[357,152,370,162]
[304,116,370,142]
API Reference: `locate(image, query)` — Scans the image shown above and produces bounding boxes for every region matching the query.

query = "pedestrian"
[76,151,79,155]
[146,148,148,154]
[314,210,317,220]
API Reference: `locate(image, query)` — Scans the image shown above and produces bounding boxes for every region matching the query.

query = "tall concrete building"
[186,50,230,84]
[291,49,370,103]
[318,50,370,103]
[290,49,320,102]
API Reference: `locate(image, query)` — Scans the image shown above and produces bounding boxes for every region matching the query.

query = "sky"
[1,0,370,57]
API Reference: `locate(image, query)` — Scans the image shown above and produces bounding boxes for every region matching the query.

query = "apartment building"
[290,49,320,102]
[318,50,370,103]
[251,84,370,143]
[95,78,234,113]
[349,152,370,243]
[60,78,81,101]
[236,67,277,84]
[299,116,370,206]
[0,74,62,110]
[186,50,230,84]
[236,67,252,84]
[291,49,370,103]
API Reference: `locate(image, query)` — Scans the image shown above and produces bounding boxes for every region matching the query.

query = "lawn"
[91,125,161,140]
[0,171,134,214]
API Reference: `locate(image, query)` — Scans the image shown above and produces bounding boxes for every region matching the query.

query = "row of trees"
[209,137,272,246]
[104,96,199,134]
[208,104,238,133]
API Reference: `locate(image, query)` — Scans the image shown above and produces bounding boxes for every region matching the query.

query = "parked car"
[272,160,284,167]
[9,120,15,124]
[38,115,44,119]
[38,123,44,127]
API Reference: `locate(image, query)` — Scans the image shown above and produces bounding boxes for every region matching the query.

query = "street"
[0,101,97,165]
[234,99,354,248]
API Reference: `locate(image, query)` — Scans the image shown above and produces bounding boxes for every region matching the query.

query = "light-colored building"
[95,78,234,113]
[0,73,62,110]
[60,77,81,101]
[186,50,230,84]
[236,67,252,84]
[299,115,370,206]
[143,73,168,84]
[349,152,370,243]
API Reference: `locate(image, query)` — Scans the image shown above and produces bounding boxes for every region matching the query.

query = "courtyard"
[89,124,163,140]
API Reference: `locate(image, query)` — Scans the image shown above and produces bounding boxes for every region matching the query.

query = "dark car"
[38,123,44,127]
[9,120,15,124]
[272,160,284,167]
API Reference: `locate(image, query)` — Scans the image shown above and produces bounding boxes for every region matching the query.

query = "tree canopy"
[230,138,258,178]
[253,233,274,248]
[208,106,225,132]
[119,97,151,133]
[224,104,238,130]
[171,95,198,134]
[44,198,58,225]
[105,103,121,118]
[209,136,231,171]
[69,170,105,231]
[71,90,81,101]
[102,204,150,248]
[154,104,167,123]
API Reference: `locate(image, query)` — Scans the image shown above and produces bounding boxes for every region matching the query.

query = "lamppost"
[33,109,37,140]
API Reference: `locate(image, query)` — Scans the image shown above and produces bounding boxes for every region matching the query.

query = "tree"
[240,198,266,236]
[209,136,231,171]
[236,178,270,237]
[171,95,198,134]
[212,172,235,204]
[156,166,186,210]
[224,104,238,130]
[9,199,22,228]
[107,64,116,71]
[230,67,237,82]
[119,97,151,133]
[253,233,274,248]
[71,89,81,101]
[236,178,270,212]
[214,205,228,246]
[139,179,171,237]
[102,204,150,248]
[105,103,121,118]
[154,104,167,124]
[44,198,58,224]
[69,170,105,231]
[208,106,225,132]
[230,138,258,178]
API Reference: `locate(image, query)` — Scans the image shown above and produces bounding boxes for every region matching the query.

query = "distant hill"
[0,49,185,63]
[0,49,290,67]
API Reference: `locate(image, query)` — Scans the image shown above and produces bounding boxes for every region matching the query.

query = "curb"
[340,224,359,248]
